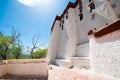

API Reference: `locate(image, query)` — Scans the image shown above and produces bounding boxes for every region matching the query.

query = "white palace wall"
[57,8,77,59]
[76,0,114,44]
[89,29,120,78]
[75,0,114,57]
[48,0,120,69]
[47,21,60,63]
[76,43,89,57]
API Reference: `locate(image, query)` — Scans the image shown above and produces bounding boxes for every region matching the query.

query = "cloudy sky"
[0,0,75,49]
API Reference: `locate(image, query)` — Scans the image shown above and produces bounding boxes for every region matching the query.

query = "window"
[79,13,83,21]
[61,19,64,30]
[66,12,68,20]
[89,1,95,13]
[62,17,64,24]
[61,25,64,30]
[79,1,83,21]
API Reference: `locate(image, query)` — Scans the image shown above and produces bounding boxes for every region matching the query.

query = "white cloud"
[17,0,45,7]
[17,0,58,14]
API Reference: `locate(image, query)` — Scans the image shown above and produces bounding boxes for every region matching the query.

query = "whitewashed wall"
[57,8,77,59]
[48,0,119,64]
[76,43,89,57]
[89,30,120,78]
[76,0,114,45]
[47,21,60,63]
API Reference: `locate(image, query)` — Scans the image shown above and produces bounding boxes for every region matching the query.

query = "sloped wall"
[47,21,60,63]
[57,8,77,59]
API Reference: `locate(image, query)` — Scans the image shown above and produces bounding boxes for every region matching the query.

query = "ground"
[48,65,118,80]
[0,65,118,80]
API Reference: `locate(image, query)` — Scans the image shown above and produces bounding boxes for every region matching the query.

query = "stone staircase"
[71,57,90,69]
[55,57,90,69]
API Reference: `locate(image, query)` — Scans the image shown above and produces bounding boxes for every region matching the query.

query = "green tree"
[34,49,47,59]
[0,28,21,60]
[8,40,23,59]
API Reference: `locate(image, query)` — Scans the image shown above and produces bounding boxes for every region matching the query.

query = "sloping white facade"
[47,0,119,66]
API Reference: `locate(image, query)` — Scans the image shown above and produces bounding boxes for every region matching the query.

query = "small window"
[79,13,83,21]
[89,2,95,13]
[66,12,68,20]
[62,17,64,24]
[61,25,63,30]
[79,1,83,21]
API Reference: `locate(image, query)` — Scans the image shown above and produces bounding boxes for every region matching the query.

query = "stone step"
[55,59,73,69]
[71,57,90,69]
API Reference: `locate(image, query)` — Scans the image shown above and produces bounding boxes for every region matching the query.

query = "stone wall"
[0,59,48,78]
[89,29,120,78]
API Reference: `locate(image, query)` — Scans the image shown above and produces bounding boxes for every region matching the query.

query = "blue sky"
[0,0,75,49]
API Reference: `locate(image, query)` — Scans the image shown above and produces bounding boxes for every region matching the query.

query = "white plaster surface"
[55,59,73,68]
[71,57,90,69]
[57,8,77,59]
[47,0,118,66]
[76,43,89,57]
[89,30,120,78]
[47,21,60,63]
[76,0,114,45]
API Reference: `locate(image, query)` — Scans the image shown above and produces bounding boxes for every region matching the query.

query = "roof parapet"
[51,0,81,32]
[88,20,120,37]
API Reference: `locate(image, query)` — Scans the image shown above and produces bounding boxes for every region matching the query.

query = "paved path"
[48,66,117,80]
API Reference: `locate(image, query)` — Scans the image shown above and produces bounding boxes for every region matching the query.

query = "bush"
[34,49,47,59]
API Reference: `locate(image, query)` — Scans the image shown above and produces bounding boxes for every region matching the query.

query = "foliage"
[34,49,47,59]
[20,54,30,59]
[8,44,23,59]
[0,28,22,60]
[0,30,47,60]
